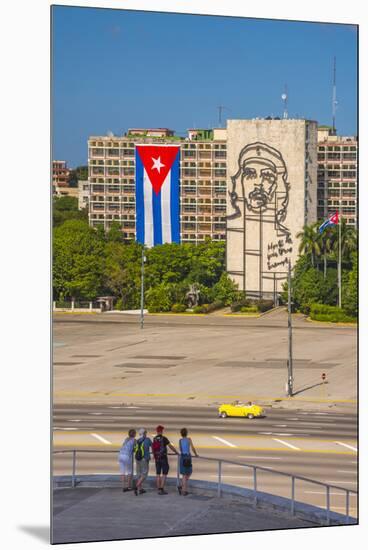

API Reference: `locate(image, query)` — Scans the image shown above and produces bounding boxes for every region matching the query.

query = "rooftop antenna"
[281,85,288,119]
[332,56,338,135]
[217,105,225,127]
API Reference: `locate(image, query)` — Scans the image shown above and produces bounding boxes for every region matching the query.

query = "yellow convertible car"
[218,401,265,419]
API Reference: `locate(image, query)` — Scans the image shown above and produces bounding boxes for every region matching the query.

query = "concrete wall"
[226,119,317,298]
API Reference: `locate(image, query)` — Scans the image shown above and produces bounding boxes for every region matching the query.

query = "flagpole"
[140,247,145,329]
[338,209,341,307]
[287,259,293,397]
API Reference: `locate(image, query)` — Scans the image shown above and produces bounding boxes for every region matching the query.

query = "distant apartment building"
[87,128,227,242]
[317,128,357,227]
[78,180,90,210]
[52,160,70,195]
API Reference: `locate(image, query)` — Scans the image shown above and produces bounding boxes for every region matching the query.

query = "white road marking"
[89,413,103,416]
[335,441,357,452]
[337,470,357,474]
[212,436,237,448]
[290,418,299,421]
[236,456,281,460]
[258,432,273,435]
[54,427,78,431]
[68,419,81,422]
[91,433,112,445]
[273,438,300,451]
[273,424,288,427]
[273,433,295,436]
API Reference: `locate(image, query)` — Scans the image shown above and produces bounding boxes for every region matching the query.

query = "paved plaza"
[53,309,357,408]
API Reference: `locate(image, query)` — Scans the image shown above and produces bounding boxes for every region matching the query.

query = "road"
[53,403,358,518]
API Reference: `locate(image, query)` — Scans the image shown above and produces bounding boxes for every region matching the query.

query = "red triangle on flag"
[331,211,339,224]
[136,145,180,195]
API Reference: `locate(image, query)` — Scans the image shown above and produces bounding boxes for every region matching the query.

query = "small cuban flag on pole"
[318,210,339,234]
[135,145,180,247]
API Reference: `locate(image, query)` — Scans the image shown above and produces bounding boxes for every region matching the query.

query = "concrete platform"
[52,476,353,544]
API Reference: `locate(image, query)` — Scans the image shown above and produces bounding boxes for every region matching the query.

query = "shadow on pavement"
[17,525,50,544]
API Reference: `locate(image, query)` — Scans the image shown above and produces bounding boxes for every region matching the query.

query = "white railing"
[53,449,357,525]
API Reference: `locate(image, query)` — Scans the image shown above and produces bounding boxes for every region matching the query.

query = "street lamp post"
[140,247,146,329]
[287,259,293,397]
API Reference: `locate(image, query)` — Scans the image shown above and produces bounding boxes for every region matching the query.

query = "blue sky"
[52,6,357,167]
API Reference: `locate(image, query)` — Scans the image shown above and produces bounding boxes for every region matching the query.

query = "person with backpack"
[152,425,178,495]
[134,428,152,496]
[118,428,136,492]
[177,428,198,496]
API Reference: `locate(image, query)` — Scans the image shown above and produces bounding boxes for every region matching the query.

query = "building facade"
[317,128,357,227]
[87,129,227,242]
[226,119,318,299]
[52,160,70,195]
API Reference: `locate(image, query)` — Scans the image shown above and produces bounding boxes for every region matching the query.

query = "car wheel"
[247,414,254,419]
[220,411,227,418]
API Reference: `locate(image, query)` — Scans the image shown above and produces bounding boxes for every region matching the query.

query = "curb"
[53,475,356,526]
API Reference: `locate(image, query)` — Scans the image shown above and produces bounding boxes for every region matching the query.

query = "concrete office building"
[317,128,357,227]
[87,128,227,242]
[226,119,318,299]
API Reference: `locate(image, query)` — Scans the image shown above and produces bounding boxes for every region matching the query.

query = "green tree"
[53,220,105,300]
[187,240,225,287]
[104,241,142,309]
[212,273,239,305]
[106,221,124,243]
[331,218,357,266]
[296,223,321,268]
[68,165,88,187]
[146,283,174,312]
[53,196,87,227]
[342,251,358,316]
[317,225,335,278]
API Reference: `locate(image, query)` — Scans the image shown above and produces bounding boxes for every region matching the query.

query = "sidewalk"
[53,477,320,544]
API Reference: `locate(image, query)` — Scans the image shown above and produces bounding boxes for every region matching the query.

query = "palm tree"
[331,218,357,266]
[296,223,321,268]
[318,225,335,278]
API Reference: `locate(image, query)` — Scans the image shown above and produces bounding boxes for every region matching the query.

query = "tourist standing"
[118,428,136,492]
[177,428,198,496]
[152,425,178,495]
[134,428,152,495]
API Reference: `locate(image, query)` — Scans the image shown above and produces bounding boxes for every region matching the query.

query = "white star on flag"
[151,156,165,173]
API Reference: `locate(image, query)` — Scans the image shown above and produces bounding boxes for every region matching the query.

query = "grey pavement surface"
[53,308,357,409]
[52,482,317,544]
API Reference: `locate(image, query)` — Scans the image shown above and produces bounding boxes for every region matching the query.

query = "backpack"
[152,435,165,460]
[134,438,145,461]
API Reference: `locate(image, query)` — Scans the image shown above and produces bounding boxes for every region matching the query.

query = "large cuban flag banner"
[135,145,180,246]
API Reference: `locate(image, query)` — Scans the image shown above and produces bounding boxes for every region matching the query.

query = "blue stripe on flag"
[135,150,144,244]
[152,189,163,245]
[170,150,180,243]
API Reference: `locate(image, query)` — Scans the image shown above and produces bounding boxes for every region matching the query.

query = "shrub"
[146,283,173,312]
[212,273,239,305]
[192,305,204,314]
[114,298,123,311]
[171,303,187,313]
[309,303,356,323]
[257,300,274,312]
[300,303,311,315]
[231,298,251,312]
[240,306,258,313]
